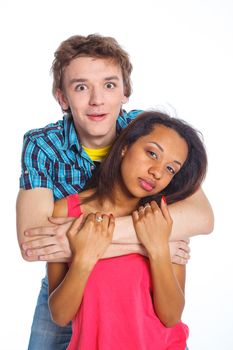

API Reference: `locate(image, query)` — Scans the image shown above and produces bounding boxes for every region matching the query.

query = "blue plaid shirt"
[20,110,142,200]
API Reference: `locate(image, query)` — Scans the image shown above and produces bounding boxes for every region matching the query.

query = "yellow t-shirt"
[82,145,111,162]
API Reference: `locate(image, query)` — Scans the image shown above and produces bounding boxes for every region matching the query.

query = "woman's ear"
[121,146,128,157]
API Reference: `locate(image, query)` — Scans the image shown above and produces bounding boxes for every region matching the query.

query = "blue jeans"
[27,275,72,350]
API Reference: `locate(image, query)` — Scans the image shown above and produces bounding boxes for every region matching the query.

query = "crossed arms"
[16,186,214,263]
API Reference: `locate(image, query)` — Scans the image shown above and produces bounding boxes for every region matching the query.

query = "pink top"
[66,193,189,350]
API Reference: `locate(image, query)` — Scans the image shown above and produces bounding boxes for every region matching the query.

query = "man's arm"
[113,187,214,242]
[17,189,147,262]
[168,187,214,240]
[19,190,190,263]
[16,188,72,262]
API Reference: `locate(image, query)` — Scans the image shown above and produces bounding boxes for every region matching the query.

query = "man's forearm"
[102,243,147,258]
[113,216,138,243]
[169,187,214,240]
[113,188,214,243]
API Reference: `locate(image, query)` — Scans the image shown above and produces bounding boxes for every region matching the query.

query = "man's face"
[57,56,128,148]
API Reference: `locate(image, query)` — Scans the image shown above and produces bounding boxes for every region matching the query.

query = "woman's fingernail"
[162,196,167,204]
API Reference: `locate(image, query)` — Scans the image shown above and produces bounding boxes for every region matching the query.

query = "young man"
[17,34,214,350]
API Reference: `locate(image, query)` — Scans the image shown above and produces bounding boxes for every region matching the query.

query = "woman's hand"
[132,198,173,258]
[67,213,115,268]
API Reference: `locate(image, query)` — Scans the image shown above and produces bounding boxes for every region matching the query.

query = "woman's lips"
[138,178,155,192]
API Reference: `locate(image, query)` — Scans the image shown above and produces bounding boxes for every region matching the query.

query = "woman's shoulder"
[53,197,69,217]
[66,193,82,217]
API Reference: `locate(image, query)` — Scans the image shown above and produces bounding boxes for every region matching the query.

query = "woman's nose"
[149,165,163,180]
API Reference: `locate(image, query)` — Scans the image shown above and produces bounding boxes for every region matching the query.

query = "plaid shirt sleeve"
[19,134,53,190]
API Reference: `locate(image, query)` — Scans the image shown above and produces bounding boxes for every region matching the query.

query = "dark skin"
[48,125,187,328]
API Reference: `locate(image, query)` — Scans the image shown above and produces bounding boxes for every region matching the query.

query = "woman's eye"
[167,166,175,175]
[148,151,158,159]
[105,82,115,89]
[75,84,87,91]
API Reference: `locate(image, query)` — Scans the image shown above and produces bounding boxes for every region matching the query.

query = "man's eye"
[105,82,115,89]
[75,84,87,91]
[167,166,175,175]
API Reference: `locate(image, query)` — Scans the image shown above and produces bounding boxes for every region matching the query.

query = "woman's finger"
[138,206,145,219]
[144,202,152,213]
[150,200,160,212]
[67,214,84,237]
[160,196,173,224]
[132,210,139,222]
[101,214,111,234]
[108,214,115,237]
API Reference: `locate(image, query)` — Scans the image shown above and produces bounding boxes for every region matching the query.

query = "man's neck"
[81,136,114,149]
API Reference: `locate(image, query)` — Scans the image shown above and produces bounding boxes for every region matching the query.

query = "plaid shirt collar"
[61,111,127,153]
[62,114,83,153]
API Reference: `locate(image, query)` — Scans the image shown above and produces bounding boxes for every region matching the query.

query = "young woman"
[48,111,207,350]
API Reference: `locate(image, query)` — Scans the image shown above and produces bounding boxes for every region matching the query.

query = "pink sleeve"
[66,194,82,217]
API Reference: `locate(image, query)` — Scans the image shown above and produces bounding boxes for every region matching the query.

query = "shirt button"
[57,126,62,130]
[91,165,95,170]
[24,170,29,174]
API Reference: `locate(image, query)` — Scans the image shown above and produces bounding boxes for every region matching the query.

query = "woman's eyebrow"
[148,142,164,152]
[148,142,182,167]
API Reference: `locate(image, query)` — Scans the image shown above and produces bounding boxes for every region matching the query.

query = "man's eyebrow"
[104,75,120,81]
[69,76,120,85]
[69,78,87,85]
[149,142,182,167]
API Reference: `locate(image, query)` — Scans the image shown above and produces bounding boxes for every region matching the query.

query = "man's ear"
[56,89,69,111]
[121,95,129,105]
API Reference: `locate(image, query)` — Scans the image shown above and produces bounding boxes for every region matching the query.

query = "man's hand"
[21,213,190,264]
[169,240,190,265]
[21,217,76,262]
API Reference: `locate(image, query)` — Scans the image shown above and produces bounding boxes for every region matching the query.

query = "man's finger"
[48,216,75,225]
[24,226,56,237]
[178,241,191,253]
[22,237,56,250]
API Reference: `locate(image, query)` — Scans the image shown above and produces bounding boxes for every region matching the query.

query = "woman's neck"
[79,186,139,217]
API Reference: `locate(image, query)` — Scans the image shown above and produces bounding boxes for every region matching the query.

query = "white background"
[0,0,232,349]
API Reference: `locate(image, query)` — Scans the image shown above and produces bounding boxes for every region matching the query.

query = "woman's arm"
[148,249,185,327]
[132,199,185,327]
[48,254,94,326]
[48,213,114,326]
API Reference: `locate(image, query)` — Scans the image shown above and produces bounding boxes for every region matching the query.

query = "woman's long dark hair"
[85,111,207,206]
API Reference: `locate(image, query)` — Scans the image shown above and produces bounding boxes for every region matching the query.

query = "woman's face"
[120,124,188,199]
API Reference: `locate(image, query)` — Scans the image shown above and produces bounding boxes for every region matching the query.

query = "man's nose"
[89,87,104,106]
